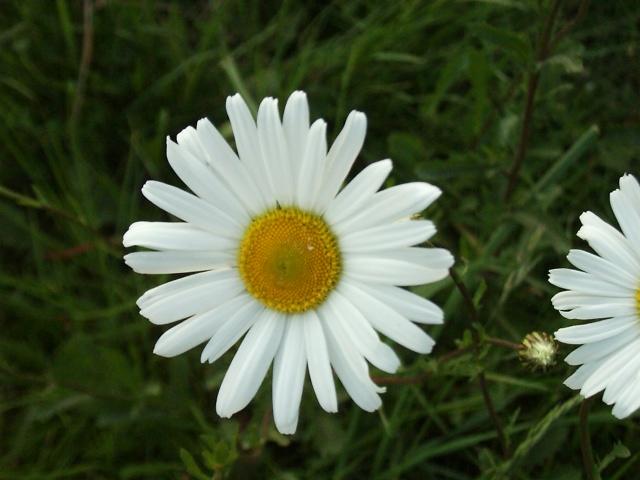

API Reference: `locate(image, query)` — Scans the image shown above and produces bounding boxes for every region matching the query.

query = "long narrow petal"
[320,306,382,412]
[303,311,337,413]
[226,94,275,205]
[548,268,634,297]
[273,319,306,434]
[344,248,452,286]
[564,329,639,365]
[580,338,640,397]
[324,159,392,226]
[141,181,242,238]
[153,294,251,357]
[566,249,637,290]
[136,268,235,309]
[200,299,264,363]
[554,315,637,344]
[140,273,244,324]
[328,293,400,373]
[578,211,640,276]
[167,136,249,224]
[124,250,234,274]
[354,283,444,324]
[283,91,310,184]
[340,220,436,253]
[216,310,286,418]
[296,119,327,210]
[315,111,367,212]
[340,281,435,353]
[333,182,441,235]
[123,222,236,251]
[610,189,640,260]
[257,97,293,205]
[195,118,267,214]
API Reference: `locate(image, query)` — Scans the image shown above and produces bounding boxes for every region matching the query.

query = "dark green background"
[1,1,638,478]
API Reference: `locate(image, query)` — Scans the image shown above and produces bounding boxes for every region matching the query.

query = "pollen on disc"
[237,207,342,313]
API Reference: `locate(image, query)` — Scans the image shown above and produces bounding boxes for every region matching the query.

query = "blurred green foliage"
[1,0,638,478]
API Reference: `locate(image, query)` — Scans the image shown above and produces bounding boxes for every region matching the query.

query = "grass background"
[1,0,638,478]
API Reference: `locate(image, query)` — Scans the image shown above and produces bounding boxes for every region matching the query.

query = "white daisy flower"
[550,173,640,419]
[123,91,453,434]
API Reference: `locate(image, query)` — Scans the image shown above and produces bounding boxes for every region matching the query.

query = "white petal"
[344,248,453,286]
[167,136,249,224]
[315,111,367,211]
[200,299,264,363]
[326,292,401,373]
[123,222,236,251]
[612,381,640,418]
[324,159,392,226]
[558,302,637,320]
[153,294,251,357]
[580,338,640,397]
[551,291,636,311]
[340,281,435,353]
[565,329,639,365]
[283,91,310,185]
[339,220,436,253]
[566,249,638,289]
[333,182,441,236]
[226,94,275,206]
[272,319,306,434]
[353,283,444,324]
[141,181,242,238]
[216,310,286,417]
[124,250,234,274]
[578,211,640,276]
[564,358,606,390]
[137,268,234,309]
[548,268,634,297]
[140,272,244,324]
[296,119,327,210]
[302,311,337,413]
[555,315,637,344]
[619,174,640,212]
[257,97,293,205]
[320,306,382,412]
[195,118,267,214]
[602,348,640,404]
[610,189,640,260]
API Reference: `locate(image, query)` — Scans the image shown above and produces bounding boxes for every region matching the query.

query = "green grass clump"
[1,1,638,478]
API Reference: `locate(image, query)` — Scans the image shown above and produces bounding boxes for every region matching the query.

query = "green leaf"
[179,448,209,480]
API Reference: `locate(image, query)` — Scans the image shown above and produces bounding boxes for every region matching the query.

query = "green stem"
[579,397,596,480]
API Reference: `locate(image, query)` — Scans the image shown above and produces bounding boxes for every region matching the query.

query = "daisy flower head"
[549,173,640,419]
[123,92,453,434]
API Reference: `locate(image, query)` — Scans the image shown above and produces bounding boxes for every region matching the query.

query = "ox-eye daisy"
[123,92,453,434]
[550,173,640,419]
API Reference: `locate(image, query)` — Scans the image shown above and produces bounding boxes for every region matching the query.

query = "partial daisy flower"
[123,91,453,434]
[549,173,640,419]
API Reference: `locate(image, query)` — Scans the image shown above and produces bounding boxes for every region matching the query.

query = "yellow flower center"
[237,207,342,313]
[636,288,640,315]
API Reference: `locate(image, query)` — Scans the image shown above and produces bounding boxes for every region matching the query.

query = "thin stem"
[449,268,510,458]
[485,337,523,351]
[70,0,95,126]
[479,371,510,457]
[504,0,563,201]
[449,269,478,323]
[579,397,596,480]
[549,0,590,52]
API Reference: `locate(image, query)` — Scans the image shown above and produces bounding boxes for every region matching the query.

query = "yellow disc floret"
[237,207,342,313]
[636,288,640,316]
